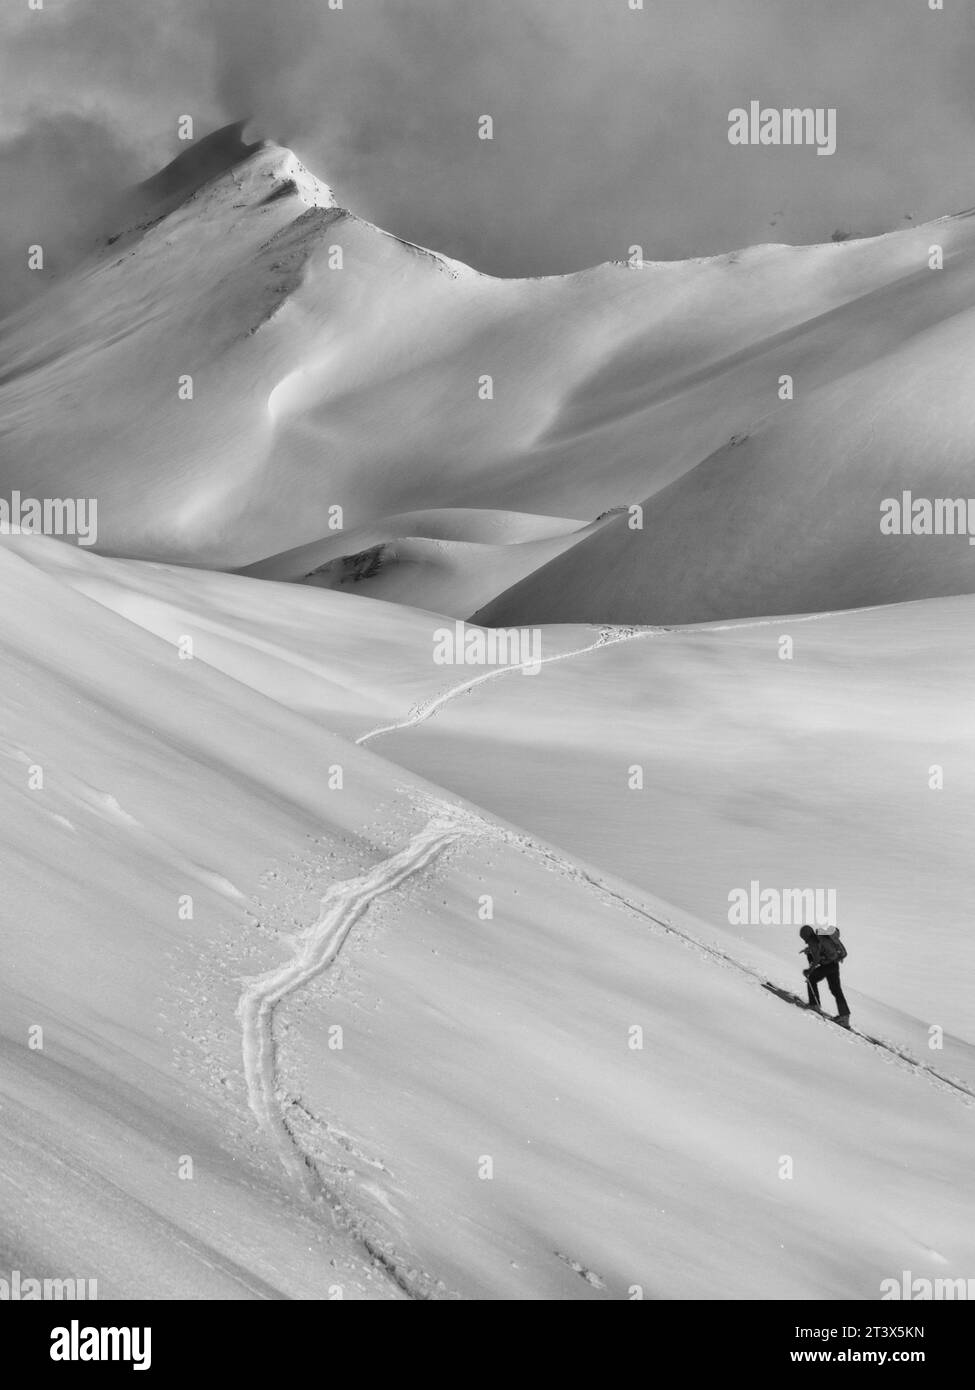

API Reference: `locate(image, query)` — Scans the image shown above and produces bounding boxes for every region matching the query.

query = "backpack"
[816,931,847,965]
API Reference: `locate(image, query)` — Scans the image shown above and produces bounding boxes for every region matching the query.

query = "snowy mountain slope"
[474,229,975,625]
[7,122,975,596]
[1,535,972,1298]
[1,533,973,1301]
[348,595,975,1048]
[1,532,601,738]
[19,532,972,1042]
[3,122,974,1304]
[282,824,975,1299]
[0,541,421,1297]
[7,533,450,733]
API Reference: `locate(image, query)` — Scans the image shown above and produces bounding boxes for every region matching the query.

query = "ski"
[761,982,975,1100]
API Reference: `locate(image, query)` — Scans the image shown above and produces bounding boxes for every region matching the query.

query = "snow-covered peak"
[134,120,337,222]
[264,147,336,209]
[137,120,265,207]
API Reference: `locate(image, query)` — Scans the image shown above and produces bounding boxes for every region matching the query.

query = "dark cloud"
[0,113,143,316]
[0,0,973,314]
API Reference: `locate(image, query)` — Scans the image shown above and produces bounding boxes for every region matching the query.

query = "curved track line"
[237,814,468,1205]
[356,626,657,745]
[356,605,890,746]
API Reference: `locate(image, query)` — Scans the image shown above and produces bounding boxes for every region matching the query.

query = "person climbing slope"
[799,924,850,1027]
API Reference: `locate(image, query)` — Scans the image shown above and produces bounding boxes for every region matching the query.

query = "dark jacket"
[800,926,845,969]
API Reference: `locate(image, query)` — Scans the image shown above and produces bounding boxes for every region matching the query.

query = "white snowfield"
[0,535,973,1300]
[1,127,973,1299]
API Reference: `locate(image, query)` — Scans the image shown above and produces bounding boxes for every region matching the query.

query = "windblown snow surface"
[1,125,973,1300]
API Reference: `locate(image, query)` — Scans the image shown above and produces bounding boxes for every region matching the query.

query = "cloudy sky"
[1,0,973,313]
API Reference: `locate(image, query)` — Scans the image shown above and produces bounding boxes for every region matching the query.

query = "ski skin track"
[237,812,471,1299]
[761,982,975,1098]
[508,829,975,1105]
[355,604,890,746]
[237,814,467,1195]
[356,624,651,745]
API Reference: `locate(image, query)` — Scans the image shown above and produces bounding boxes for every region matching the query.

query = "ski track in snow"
[355,605,889,746]
[513,834,975,1106]
[237,813,471,1197]
[355,624,653,745]
[236,808,478,1297]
